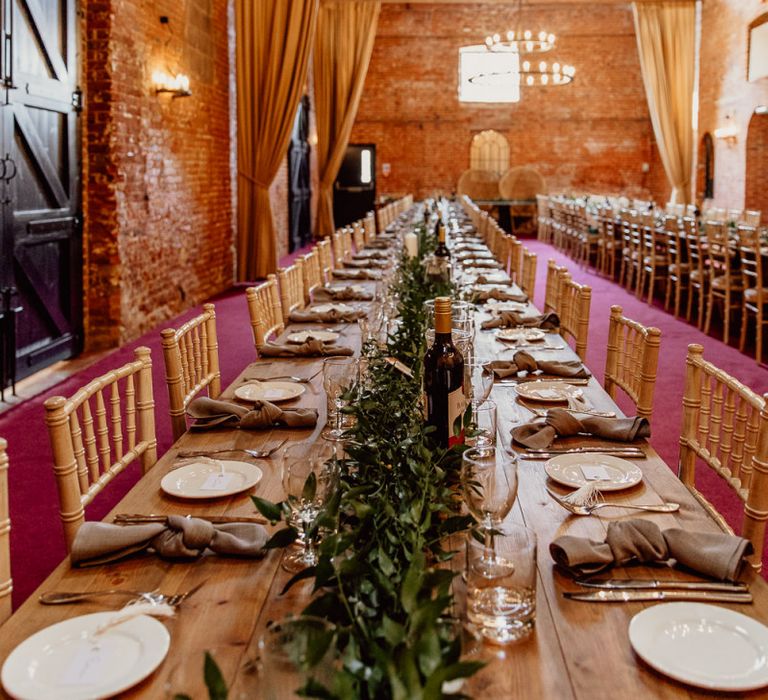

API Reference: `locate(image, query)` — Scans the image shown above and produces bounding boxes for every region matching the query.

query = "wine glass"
[466,399,497,449]
[461,446,518,555]
[281,443,338,573]
[322,357,358,441]
[465,358,494,404]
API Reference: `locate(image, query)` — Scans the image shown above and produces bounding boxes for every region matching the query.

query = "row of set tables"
[0,205,766,698]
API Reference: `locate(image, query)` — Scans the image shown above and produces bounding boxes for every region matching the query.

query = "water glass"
[423,299,474,328]
[425,328,473,358]
[467,399,497,449]
[465,524,537,644]
[258,617,337,699]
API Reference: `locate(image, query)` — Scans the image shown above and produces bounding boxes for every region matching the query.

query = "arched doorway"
[696,133,714,202]
[746,110,768,214]
[470,130,510,177]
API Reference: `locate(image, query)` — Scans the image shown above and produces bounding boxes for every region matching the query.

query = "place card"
[580,465,612,481]
[200,472,236,491]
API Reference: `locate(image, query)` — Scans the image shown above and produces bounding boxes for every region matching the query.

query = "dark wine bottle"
[435,223,450,259]
[423,297,465,447]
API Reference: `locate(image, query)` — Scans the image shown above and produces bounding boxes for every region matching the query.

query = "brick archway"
[745,111,768,213]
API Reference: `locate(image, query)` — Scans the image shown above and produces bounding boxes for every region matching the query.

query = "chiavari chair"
[363,211,377,244]
[558,273,591,360]
[618,210,639,291]
[352,221,365,252]
[44,348,158,550]
[744,210,761,227]
[0,438,10,624]
[737,225,768,363]
[246,276,285,351]
[301,249,324,304]
[596,209,617,277]
[161,304,222,441]
[544,259,566,313]
[331,230,345,268]
[277,261,306,324]
[703,220,743,342]
[507,236,522,282]
[663,215,689,318]
[536,194,552,243]
[678,344,768,571]
[638,214,668,304]
[684,217,708,328]
[520,248,537,298]
[317,239,333,283]
[604,305,661,420]
[342,228,354,262]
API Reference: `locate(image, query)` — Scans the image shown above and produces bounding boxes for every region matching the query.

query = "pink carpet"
[2,241,767,608]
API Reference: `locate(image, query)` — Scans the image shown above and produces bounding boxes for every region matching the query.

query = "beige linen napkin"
[550,519,752,581]
[332,268,382,280]
[461,259,502,269]
[472,288,528,304]
[342,258,388,269]
[187,396,318,429]
[71,515,269,567]
[257,339,354,357]
[511,408,650,449]
[288,307,365,323]
[474,274,510,285]
[313,286,374,302]
[352,250,389,260]
[481,311,560,331]
[486,352,590,380]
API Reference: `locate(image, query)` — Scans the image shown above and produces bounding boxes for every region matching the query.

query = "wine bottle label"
[447,385,466,447]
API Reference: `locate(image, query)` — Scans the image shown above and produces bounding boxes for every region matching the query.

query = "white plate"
[286,330,339,344]
[545,453,643,491]
[497,328,546,343]
[161,459,263,499]
[515,380,579,403]
[311,303,354,314]
[235,381,305,403]
[629,603,768,691]
[1,613,170,700]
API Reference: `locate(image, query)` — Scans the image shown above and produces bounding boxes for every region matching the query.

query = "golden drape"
[632,0,696,204]
[314,0,380,237]
[236,0,319,280]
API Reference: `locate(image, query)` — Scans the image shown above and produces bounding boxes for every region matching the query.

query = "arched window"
[700,132,714,200]
[470,130,510,176]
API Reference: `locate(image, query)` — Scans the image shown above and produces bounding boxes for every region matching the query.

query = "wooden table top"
[1,277,767,699]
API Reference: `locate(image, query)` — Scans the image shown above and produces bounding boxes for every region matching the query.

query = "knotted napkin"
[461,259,502,269]
[481,311,560,330]
[471,288,528,304]
[187,397,317,430]
[288,307,365,323]
[313,286,374,302]
[486,352,590,380]
[474,274,510,285]
[342,258,389,269]
[511,408,650,449]
[550,519,751,581]
[365,239,392,249]
[332,268,382,280]
[352,250,389,261]
[71,515,269,567]
[257,339,354,357]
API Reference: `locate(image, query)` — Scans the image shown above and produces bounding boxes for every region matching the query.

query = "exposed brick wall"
[350,3,667,203]
[746,112,768,213]
[82,0,234,349]
[699,0,768,209]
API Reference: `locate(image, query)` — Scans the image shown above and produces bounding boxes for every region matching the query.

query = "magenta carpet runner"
[1,242,767,608]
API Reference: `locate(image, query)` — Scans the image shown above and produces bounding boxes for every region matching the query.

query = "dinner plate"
[1,613,170,700]
[629,603,768,691]
[496,328,546,343]
[311,303,355,314]
[286,330,339,344]
[515,380,579,403]
[161,459,263,499]
[544,453,643,491]
[234,381,305,403]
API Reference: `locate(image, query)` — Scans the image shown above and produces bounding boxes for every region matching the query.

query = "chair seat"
[744,287,768,303]
[712,275,743,291]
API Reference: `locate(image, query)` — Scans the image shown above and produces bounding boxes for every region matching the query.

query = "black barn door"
[287,95,311,252]
[0,0,81,391]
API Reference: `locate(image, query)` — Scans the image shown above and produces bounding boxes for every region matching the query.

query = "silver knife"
[499,377,590,385]
[524,452,646,460]
[575,576,749,592]
[526,446,644,454]
[564,590,753,603]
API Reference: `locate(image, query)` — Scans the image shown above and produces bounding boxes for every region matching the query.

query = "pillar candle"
[404,232,418,258]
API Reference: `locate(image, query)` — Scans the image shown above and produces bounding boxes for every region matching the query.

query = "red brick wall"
[699,0,768,209]
[746,112,768,213]
[351,2,667,202]
[82,0,234,349]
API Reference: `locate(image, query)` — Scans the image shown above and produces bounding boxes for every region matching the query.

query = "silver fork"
[40,581,206,607]
[177,438,288,460]
[546,487,679,516]
[243,368,322,384]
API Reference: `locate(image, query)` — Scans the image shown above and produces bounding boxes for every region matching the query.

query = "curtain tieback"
[238,171,272,190]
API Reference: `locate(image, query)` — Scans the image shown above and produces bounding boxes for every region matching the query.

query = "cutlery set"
[523,446,646,460]
[39,581,206,607]
[564,577,751,604]
[176,438,288,460]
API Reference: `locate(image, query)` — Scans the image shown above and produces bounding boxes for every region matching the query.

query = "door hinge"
[71,88,83,112]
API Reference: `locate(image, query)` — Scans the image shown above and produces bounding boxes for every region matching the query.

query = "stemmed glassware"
[282,443,338,573]
[322,357,358,441]
[465,358,494,404]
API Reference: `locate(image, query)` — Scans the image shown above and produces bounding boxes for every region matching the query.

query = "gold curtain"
[314,0,381,237]
[236,0,319,280]
[632,0,696,204]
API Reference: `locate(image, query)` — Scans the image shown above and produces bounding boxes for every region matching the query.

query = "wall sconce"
[714,115,738,141]
[153,70,191,97]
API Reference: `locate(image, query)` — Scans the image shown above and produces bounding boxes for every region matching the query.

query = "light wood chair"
[342,228,354,262]
[44,347,158,550]
[744,210,761,227]
[331,230,345,268]
[544,259,566,314]
[520,248,537,298]
[604,305,661,420]
[277,260,306,324]
[507,236,522,282]
[704,220,743,342]
[363,211,377,244]
[351,221,365,252]
[558,273,591,360]
[246,275,285,351]
[317,239,333,283]
[679,344,768,572]
[638,217,668,304]
[301,250,323,304]
[161,304,222,441]
[0,438,10,623]
[737,225,768,363]
[596,210,617,277]
[663,216,689,318]
[684,217,708,328]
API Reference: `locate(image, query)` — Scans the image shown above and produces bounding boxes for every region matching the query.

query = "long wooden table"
[1,268,767,698]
